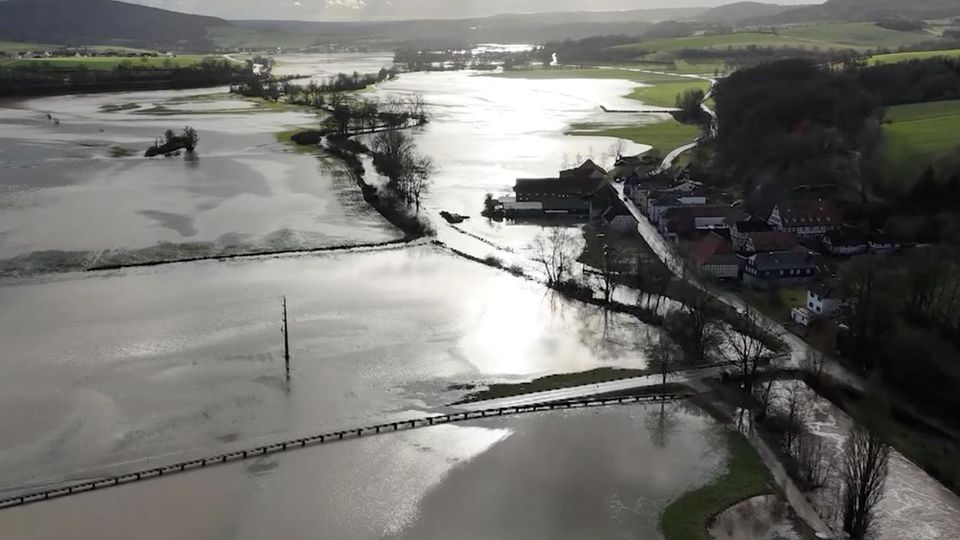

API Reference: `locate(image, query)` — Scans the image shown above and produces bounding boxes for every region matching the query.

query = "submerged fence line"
[0,392,689,511]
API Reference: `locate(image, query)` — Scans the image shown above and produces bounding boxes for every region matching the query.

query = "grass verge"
[660,429,773,540]
[869,48,960,65]
[456,367,655,403]
[626,80,711,108]
[566,119,699,155]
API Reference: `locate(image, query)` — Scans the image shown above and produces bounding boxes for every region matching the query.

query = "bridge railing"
[0,392,689,511]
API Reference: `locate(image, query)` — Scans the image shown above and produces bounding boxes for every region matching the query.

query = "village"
[496,153,900,350]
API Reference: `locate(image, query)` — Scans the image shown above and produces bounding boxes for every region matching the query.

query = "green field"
[0,55,213,69]
[487,67,688,83]
[610,23,943,57]
[627,80,711,108]
[660,430,773,540]
[882,99,960,189]
[209,26,321,49]
[869,48,960,65]
[780,22,937,49]
[567,119,699,155]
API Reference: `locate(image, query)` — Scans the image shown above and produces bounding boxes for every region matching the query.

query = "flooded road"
[0,405,726,540]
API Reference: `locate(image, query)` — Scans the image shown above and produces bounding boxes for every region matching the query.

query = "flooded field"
[0,247,660,494]
[0,405,727,540]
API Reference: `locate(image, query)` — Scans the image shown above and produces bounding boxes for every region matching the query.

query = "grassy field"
[209,26,321,50]
[869,48,960,65]
[743,287,806,323]
[487,67,688,83]
[567,119,699,155]
[627,80,711,108]
[0,55,213,69]
[660,429,773,540]
[780,22,937,49]
[882,99,960,189]
[0,41,58,53]
[610,23,942,57]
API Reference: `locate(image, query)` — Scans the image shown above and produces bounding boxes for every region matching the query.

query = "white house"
[791,307,814,327]
[805,283,844,317]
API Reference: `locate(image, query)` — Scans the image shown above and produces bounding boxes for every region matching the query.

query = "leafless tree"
[801,348,827,385]
[402,155,434,213]
[597,242,622,305]
[644,332,683,389]
[531,227,578,287]
[840,424,890,540]
[796,430,831,490]
[668,286,721,364]
[781,381,812,455]
[726,305,778,395]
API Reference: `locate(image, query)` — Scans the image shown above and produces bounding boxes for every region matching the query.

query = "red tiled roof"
[692,232,733,267]
[747,231,798,253]
[774,200,842,228]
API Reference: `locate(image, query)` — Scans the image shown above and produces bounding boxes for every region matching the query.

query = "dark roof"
[707,254,743,267]
[773,200,843,228]
[560,159,608,181]
[733,220,772,234]
[810,281,840,299]
[824,227,867,247]
[747,231,798,252]
[514,177,603,196]
[692,232,733,266]
[748,251,817,272]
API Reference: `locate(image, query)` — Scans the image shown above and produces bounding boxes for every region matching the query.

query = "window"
[809,302,814,309]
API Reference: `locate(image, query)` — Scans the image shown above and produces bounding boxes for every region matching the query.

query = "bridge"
[0,390,693,512]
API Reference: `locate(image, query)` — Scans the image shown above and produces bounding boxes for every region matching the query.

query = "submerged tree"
[840,424,890,540]
[726,305,778,395]
[182,126,198,152]
[644,332,683,389]
[531,227,578,287]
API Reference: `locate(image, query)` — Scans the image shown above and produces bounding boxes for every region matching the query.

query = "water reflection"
[0,405,726,540]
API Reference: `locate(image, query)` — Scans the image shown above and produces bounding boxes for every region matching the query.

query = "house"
[743,251,818,285]
[503,176,603,215]
[559,159,607,182]
[743,231,799,255]
[791,282,845,326]
[503,160,607,216]
[868,233,898,254]
[660,206,745,242]
[823,227,868,256]
[691,232,741,280]
[768,199,842,239]
[589,183,639,234]
[647,192,709,224]
[730,220,772,252]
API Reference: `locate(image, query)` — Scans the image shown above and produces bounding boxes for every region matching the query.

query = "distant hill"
[0,0,229,49]
[693,2,798,23]
[751,0,960,24]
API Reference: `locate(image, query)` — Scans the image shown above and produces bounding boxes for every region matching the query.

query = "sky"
[127,0,825,21]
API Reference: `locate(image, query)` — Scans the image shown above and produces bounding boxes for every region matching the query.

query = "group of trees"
[145,126,199,157]
[839,247,960,419]
[370,130,434,213]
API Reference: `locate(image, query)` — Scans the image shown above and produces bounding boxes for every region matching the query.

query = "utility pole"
[282,296,290,382]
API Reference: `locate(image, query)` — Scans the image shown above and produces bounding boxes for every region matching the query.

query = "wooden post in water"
[282,296,291,382]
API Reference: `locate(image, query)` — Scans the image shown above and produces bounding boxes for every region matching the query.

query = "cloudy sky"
[129,0,823,21]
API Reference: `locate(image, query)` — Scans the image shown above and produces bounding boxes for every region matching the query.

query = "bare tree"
[598,242,621,305]
[726,305,778,395]
[644,332,683,389]
[667,287,721,364]
[403,155,434,213]
[531,227,578,287]
[840,424,890,540]
[796,430,830,490]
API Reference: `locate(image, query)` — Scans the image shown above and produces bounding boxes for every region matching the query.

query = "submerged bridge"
[0,390,694,512]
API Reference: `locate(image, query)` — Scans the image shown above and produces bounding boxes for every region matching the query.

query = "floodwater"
[0,51,744,537]
[0,86,399,275]
[0,247,661,493]
[0,405,727,540]
[770,381,960,539]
